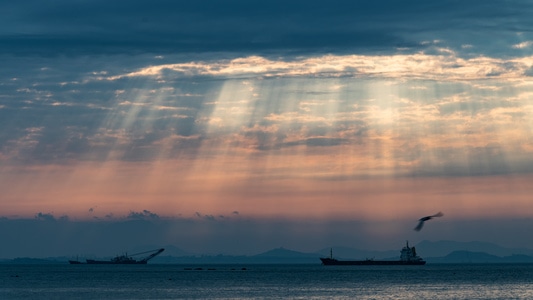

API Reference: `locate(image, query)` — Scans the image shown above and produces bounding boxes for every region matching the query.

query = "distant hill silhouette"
[4,240,533,264]
[427,250,533,263]
[316,246,398,260]
[247,247,319,263]
[130,244,191,257]
[254,247,317,258]
[5,257,61,264]
[416,240,533,257]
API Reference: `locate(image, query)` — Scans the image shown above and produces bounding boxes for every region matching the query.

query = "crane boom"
[130,248,164,257]
[139,248,165,263]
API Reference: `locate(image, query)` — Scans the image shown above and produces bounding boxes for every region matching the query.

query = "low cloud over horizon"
[2,210,533,259]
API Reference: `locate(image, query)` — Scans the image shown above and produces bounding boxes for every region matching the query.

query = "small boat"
[68,260,82,264]
[320,241,426,265]
[69,248,164,264]
[69,255,82,264]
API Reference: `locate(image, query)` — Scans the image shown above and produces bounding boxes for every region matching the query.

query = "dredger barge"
[69,248,164,264]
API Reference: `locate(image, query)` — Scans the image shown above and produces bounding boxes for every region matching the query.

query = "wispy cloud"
[108,52,533,81]
[512,41,533,49]
[127,210,160,220]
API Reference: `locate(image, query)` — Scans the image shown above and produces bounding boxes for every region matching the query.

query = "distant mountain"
[4,241,533,264]
[316,246,398,260]
[426,250,533,263]
[416,240,533,257]
[158,244,192,257]
[430,251,501,263]
[149,247,322,264]
[146,248,322,264]
[2,257,60,264]
[255,247,318,258]
[131,244,191,257]
[251,247,320,263]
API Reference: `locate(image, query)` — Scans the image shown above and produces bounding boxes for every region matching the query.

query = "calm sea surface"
[1,263,533,299]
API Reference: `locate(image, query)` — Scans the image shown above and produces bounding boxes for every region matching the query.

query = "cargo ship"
[320,241,426,265]
[69,248,164,264]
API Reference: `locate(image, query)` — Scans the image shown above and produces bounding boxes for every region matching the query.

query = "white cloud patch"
[108,52,533,82]
[512,41,533,49]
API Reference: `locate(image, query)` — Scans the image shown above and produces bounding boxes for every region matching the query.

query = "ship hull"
[86,259,147,265]
[69,248,164,265]
[68,260,147,264]
[320,258,426,266]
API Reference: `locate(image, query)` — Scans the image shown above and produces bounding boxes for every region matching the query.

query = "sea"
[1,263,533,299]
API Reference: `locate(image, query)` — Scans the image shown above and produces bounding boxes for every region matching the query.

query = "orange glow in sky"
[4,1,533,258]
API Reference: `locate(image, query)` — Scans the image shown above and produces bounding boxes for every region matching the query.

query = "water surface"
[2,264,533,299]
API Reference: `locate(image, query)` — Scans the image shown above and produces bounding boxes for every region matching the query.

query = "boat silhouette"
[69,248,164,264]
[320,241,426,265]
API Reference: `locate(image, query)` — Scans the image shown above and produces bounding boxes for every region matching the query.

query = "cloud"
[282,137,347,148]
[35,212,55,221]
[34,212,68,222]
[127,210,160,220]
[2,0,533,58]
[107,53,533,82]
[196,213,216,221]
[2,213,533,258]
[2,55,533,180]
[525,67,533,76]
[512,41,533,49]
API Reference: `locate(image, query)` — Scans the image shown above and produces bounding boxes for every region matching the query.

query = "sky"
[1,0,533,258]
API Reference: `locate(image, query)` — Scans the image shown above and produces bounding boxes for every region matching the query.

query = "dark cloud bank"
[2,0,532,56]
[1,211,533,259]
